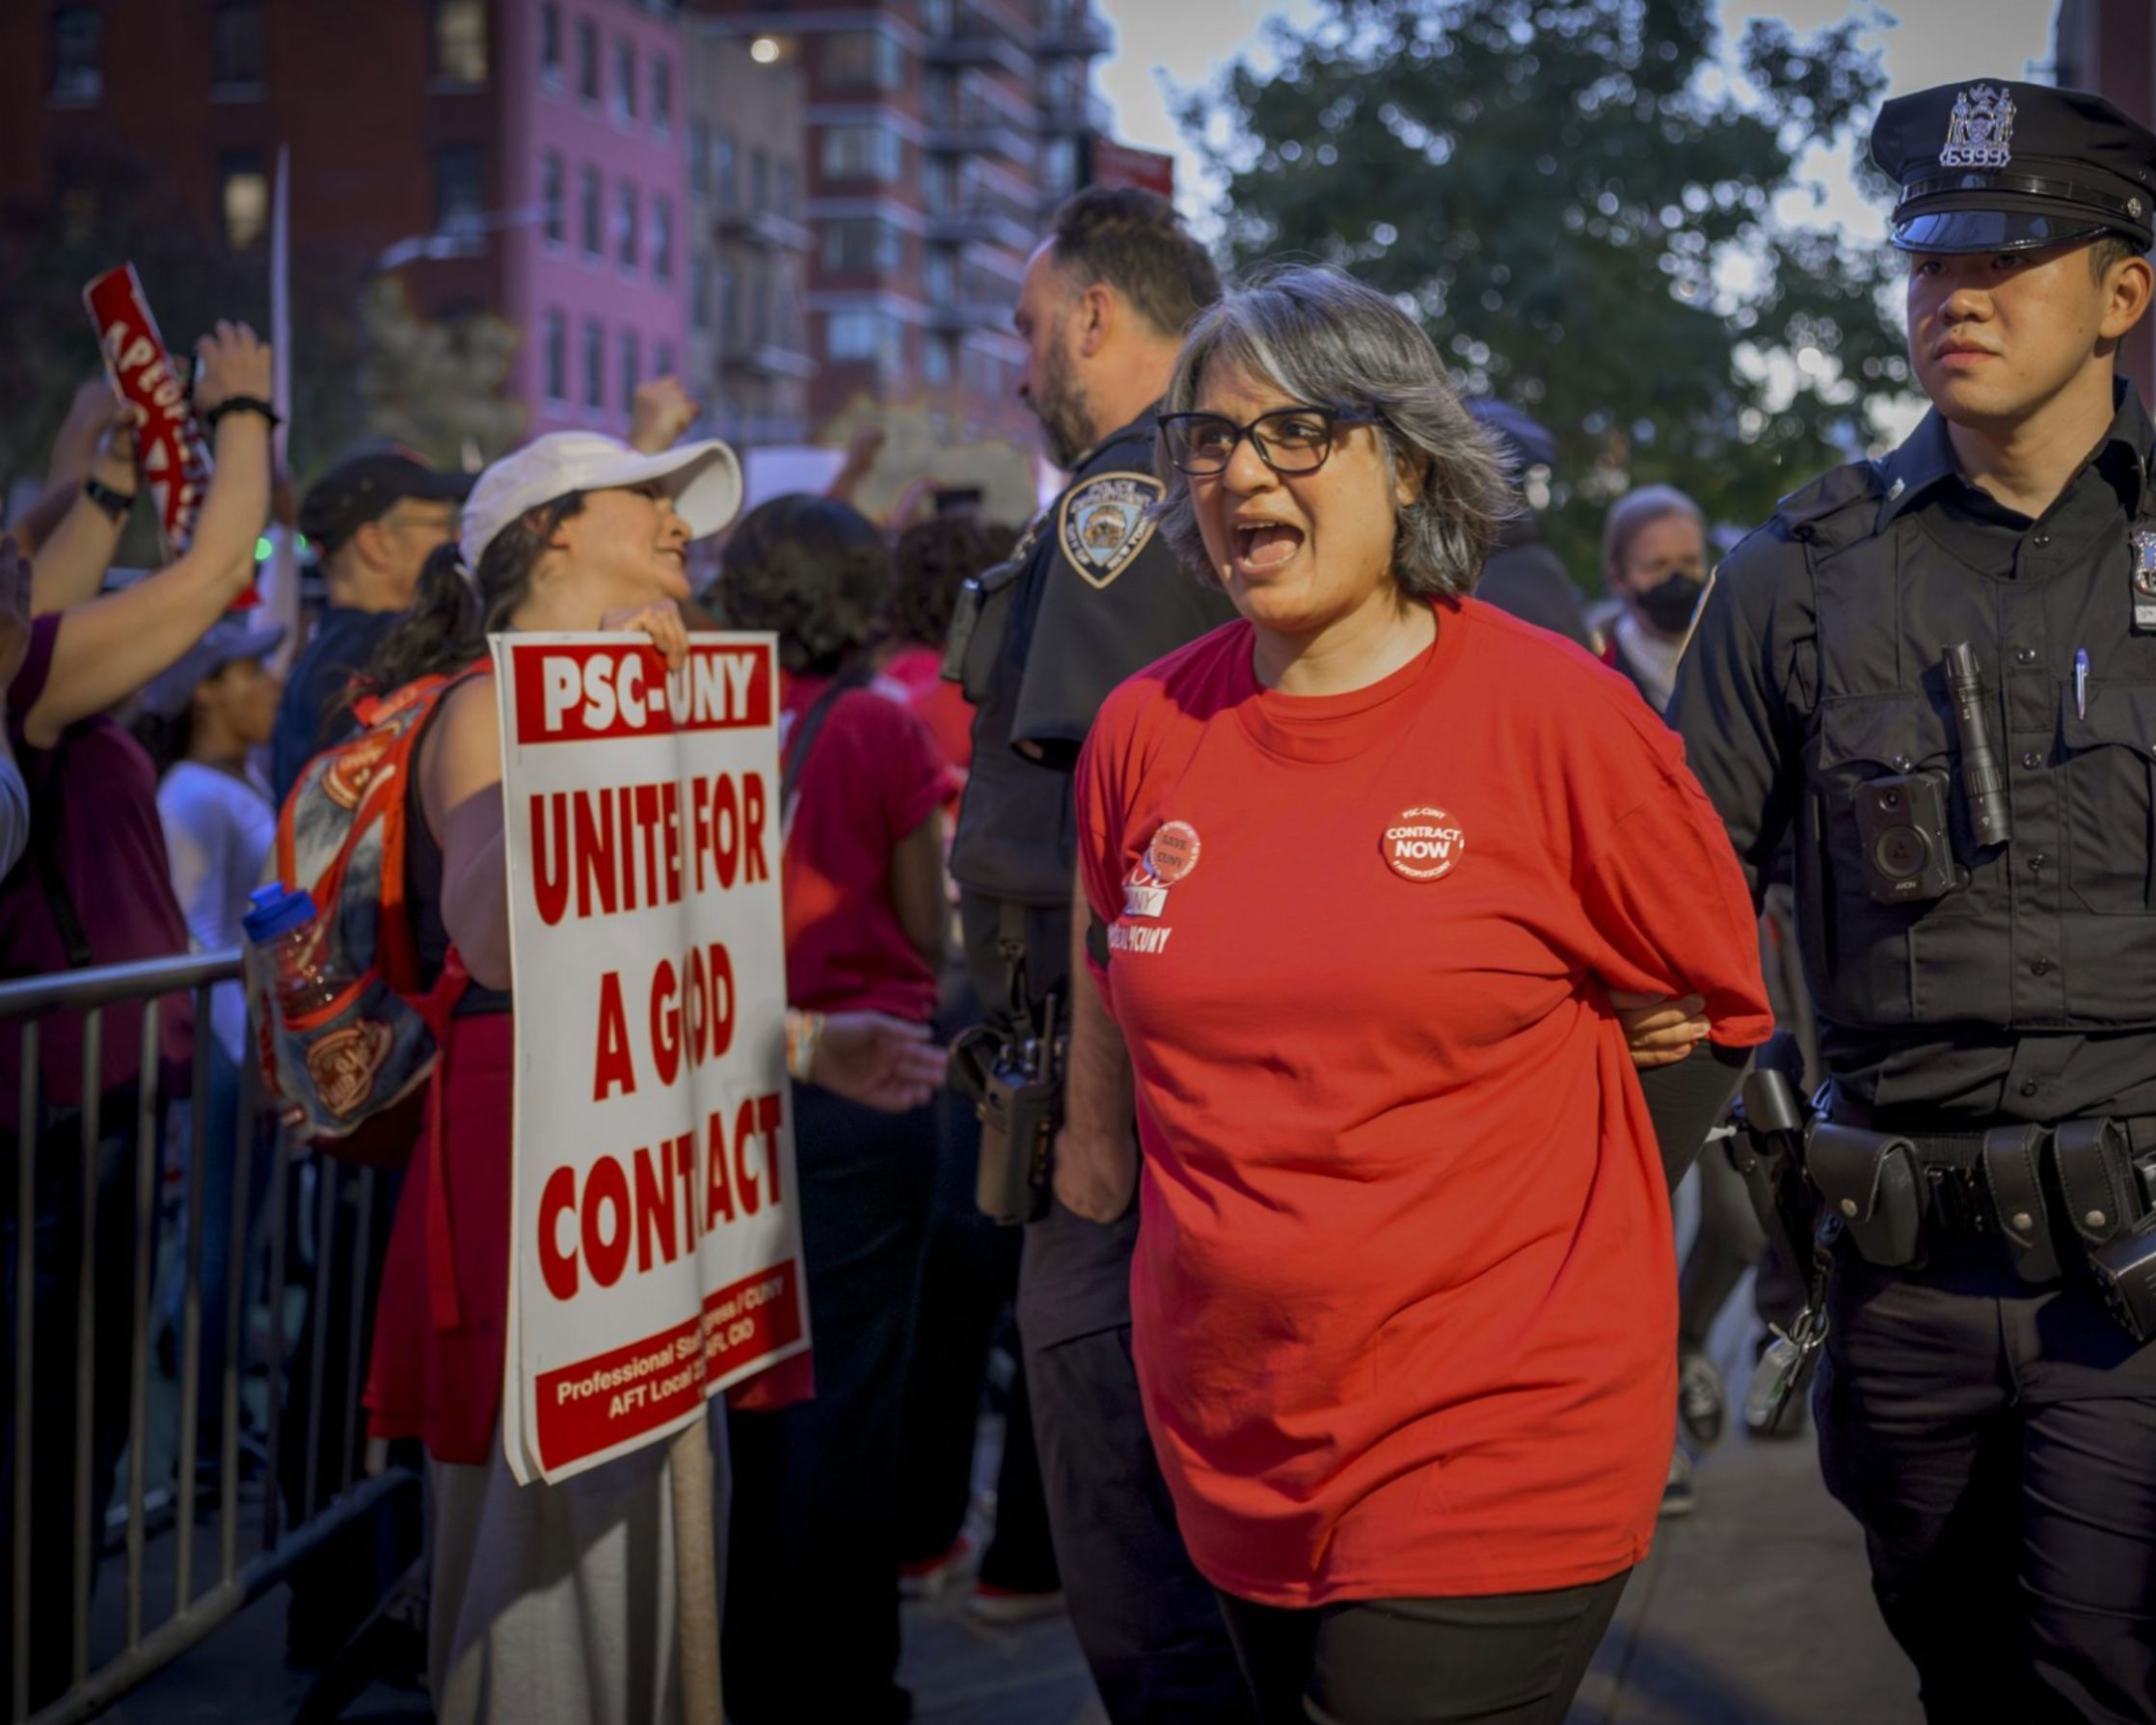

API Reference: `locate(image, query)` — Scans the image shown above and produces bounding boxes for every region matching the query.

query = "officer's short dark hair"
[715,494,888,676]
[1155,265,1507,602]
[1048,187,1222,340]
[2089,231,2148,281]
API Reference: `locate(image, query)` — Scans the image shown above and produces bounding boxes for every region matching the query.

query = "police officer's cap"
[1871,80,2156,256]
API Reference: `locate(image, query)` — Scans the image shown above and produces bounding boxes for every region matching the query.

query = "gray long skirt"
[427,1415,730,1725]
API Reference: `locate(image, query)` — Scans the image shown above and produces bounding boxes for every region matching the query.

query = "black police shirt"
[951,411,1236,923]
[1671,380,2156,1124]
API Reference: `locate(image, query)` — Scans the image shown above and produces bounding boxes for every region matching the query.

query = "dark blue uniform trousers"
[1018,1203,1253,1724]
[1817,1237,2156,1724]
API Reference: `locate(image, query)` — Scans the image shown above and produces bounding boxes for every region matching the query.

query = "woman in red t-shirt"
[1064,268,1773,1724]
[711,494,951,1725]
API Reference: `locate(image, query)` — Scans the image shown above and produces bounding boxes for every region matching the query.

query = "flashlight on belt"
[1944,642,2011,849]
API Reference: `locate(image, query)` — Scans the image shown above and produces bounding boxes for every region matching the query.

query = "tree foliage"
[1177,0,1911,581]
[358,278,524,471]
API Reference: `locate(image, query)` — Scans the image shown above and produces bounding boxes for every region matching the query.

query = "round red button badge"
[1384,808,1465,881]
[1145,821,1200,884]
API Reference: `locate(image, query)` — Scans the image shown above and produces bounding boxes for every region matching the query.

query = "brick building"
[688,0,1113,446]
[0,0,688,447]
[684,33,815,447]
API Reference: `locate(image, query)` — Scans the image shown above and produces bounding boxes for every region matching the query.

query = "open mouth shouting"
[1230,517,1307,578]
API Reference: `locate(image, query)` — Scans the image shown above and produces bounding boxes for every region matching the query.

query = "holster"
[2052,1119,2141,1252]
[941,554,1026,704]
[1806,1122,1927,1268]
[1981,1123,2061,1282]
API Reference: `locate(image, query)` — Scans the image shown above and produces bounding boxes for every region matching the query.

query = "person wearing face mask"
[1059,265,1772,1724]
[1599,485,1710,712]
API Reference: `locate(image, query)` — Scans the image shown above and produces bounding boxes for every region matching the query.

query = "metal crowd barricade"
[3,951,417,1723]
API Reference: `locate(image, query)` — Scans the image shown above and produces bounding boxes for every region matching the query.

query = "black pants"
[1817,1236,2156,1724]
[894,1069,1058,1590]
[1019,1206,1252,1725]
[1215,1574,1629,1725]
[724,1079,937,1725]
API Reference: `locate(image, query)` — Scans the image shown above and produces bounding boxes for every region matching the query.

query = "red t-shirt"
[780,674,946,1023]
[2,613,193,1119]
[1074,598,1772,1606]
[880,644,972,811]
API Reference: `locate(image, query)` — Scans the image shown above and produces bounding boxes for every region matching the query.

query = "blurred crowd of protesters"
[0,202,1790,1723]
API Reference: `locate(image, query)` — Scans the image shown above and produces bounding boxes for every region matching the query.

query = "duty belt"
[1818,1102,2156,1279]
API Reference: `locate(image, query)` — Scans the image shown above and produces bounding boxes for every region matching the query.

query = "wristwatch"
[83,476,136,522]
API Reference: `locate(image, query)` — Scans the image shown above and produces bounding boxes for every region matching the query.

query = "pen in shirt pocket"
[2075,648,2090,720]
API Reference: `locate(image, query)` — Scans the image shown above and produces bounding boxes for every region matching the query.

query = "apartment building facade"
[0,0,688,448]
[689,0,1113,446]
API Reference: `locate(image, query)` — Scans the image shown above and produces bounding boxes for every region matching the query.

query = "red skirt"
[364,1010,514,1467]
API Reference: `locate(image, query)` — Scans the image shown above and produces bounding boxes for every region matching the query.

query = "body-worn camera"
[1854,770,1967,904]
[950,1007,1065,1226]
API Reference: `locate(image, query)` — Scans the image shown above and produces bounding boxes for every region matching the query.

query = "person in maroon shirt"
[1,322,274,1711]
[712,494,950,1725]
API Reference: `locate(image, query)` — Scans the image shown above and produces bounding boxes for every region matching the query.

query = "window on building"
[749,149,768,214]
[822,31,901,91]
[923,335,955,388]
[720,265,740,345]
[826,309,900,366]
[219,151,267,249]
[922,0,957,40]
[619,330,640,411]
[714,132,738,214]
[542,152,565,244]
[539,3,561,86]
[211,0,266,90]
[652,55,671,134]
[545,310,567,401]
[691,251,712,332]
[612,39,635,121]
[616,183,638,269]
[820,125,900,183]
[435,144,484,234]
[821,218,900,274]
[688,116,709,196]
[579,165,602,257]
[50,6,101,102]
[775,162,797,219]
[655,340,676,382]
[577,16,598,103]
[582,318,604,408]
[433,0,487,86]
[748,262,769,345]
[653,197,674,283]
[925,247,957,305]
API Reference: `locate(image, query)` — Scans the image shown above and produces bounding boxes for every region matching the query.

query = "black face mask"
[1636,573,1706,638]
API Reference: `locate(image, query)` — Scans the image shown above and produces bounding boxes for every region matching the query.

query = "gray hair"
[1153,265,1506,600]
[1601,484,1705,580]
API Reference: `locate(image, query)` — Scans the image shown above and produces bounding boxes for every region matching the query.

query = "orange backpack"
[250,665,486,1166]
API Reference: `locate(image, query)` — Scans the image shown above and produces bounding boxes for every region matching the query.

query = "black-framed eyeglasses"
[1158,405,1385,477]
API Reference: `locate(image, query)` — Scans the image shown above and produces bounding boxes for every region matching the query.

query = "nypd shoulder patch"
[1058,471,1163,589]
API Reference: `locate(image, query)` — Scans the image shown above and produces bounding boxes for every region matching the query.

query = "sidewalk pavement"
[113,1412,1917,1725]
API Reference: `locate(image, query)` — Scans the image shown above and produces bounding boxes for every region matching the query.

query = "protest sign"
[82,264,243,597]
[494,632,807,1485]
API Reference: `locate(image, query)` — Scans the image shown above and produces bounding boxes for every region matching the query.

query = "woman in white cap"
[355,432,944,1724]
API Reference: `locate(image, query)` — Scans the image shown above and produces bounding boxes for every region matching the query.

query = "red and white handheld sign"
[495,633,807,1484]
[82,265,243,597]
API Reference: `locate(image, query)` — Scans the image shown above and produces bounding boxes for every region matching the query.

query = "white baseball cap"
[458,431,743,574]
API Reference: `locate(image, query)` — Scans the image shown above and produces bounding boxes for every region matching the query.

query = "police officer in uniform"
[945,187,1252,1720]
[1673,83,2156,1722]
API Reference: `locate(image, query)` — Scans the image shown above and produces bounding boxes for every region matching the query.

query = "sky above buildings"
[1095,0,2058,247]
